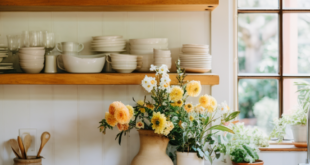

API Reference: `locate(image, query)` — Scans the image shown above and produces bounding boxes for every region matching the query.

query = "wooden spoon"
[17,136,26,159]
[37,132,51,158]
[9,139,22,159]
[23,134,32,159]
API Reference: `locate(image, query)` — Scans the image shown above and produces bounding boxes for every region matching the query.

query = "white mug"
[56,42,84,53]
[45,54,58,73]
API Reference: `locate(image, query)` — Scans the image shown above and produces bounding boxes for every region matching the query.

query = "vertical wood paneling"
[28,85,54,165]
[78,85,103,165]
[53,85,79,165]
[0,11,212,165]
[2,85,30,165]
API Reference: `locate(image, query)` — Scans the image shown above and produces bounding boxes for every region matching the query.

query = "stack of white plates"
[18,47,45,73]
[180,44,211,73]
[0,44,8,63]
[153,49,171,69]
[110,54,141,73]
[0,63,14,72]
[91,36,126,53]
[129,38,168,72]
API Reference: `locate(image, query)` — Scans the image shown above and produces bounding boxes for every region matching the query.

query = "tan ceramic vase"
[14,157,42,165]
[131,130,173,165]
[232,160,264,165]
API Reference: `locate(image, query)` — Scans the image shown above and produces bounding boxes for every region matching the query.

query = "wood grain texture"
[259,147,307,152]
[0,73,219,85]
[0,0,218,11]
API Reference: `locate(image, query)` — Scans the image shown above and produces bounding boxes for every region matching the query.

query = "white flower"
[160,81,170,92]
[142,75,150,87]
[160,76,171,84]
[150,64,157,71]
[158,65,169,74]
[144,82,154,92]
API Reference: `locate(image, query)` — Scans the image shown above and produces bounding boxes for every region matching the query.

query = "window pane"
[283,0,310,9]
[238,0,279,9]
[283,14,310,75]
[283,78,310,114]
[238,14,279,74]
[238,79,279,134]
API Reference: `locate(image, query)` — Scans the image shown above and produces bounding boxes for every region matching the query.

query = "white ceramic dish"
[92,47,126,52]
[91,43,126,46]
[20,59,44,63]
[0,66,13,70]
[20,63,44,67]
[154,54,171,58]
[21,67,43,73]
[91,39,126,43]
[130,50,153,55]
[92,35,123,40]
[19,49,45,55]
[91,45,125,49]
[154,48,171,53]
[58,54,105,73]
[19,55,44,60]
[182,48,209,54]
[129,38,168,45]
[183,44,209,49]
[112,61,137,65]
[112,64,137,68]
[111,54,137,58]
[130,44,168,50]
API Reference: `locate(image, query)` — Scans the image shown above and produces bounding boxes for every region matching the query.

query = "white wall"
[0,11,212,165]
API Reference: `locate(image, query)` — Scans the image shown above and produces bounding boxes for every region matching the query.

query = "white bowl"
[113,68,136,73]
[182,48,209,54]
[59,54,105,73]
[92,35,123,40]
[20,59,44,63]
[182,44,209,49]
[92,45,125,49]
[112,61,137,65]
[21,67,43,73]
[154,54,171,58]
[112,64,137,68]
[20,47,45,50]
[129,38,168,45]
[91,39,126,44]
[130,44,168,50]
[111,54,137,58]
[19,49,45,55]
[92,47,126,52]
[154,48,171,53]
[91,43,126,47]
[130,50,153,55]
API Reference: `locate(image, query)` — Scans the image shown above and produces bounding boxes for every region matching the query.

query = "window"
[237,0,310,135]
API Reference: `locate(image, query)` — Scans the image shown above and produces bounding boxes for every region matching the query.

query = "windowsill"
[259,141,307,152]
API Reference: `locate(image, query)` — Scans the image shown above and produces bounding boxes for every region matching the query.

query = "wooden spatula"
[23,134,32,159]
[17,136,26,159]
[37,132,50,158]
[9,139,22,159]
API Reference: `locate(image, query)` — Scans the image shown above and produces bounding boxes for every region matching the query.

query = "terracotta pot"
[232,160,264,165]
[131,130,173,165]
[176,152,204,165]
[14,156,42,165]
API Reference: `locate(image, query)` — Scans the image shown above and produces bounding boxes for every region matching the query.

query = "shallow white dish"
[92,35,123,40]
[130,44,168,50]
[112,64,137,68]
[19,49,45,55]
[182,48,209,54]
[112,61,137,65]
[58,54,105,73]
[92,47,126,52]
[91,45,125,50]
[0,66,14,71]
[129,38,168,45]
[91,43,126,47]
[183,44,209,49]
[91,39,126,44]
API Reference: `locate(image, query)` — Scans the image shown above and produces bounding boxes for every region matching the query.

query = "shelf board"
[0,0,219,11]
[0,73,219,85]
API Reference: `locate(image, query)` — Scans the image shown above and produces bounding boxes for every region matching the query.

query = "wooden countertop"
[259,144,307,152]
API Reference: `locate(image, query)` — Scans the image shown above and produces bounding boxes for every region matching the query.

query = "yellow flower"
[126,105,134,118]
[210,96,217,109]
[146,103,155,110]
[199,95,211,108]
[206,105,215,113]
[165,121,174,131]
[114,105,130,124]
[139,108,146,113]
[186,81,201,97]
[151,112,167,134]
[172,100,183,107]
[109,101,124,115]
[178,120,183,128]
[105,112,118,127]
[117,123,129,131]
[189,115,195,121]
[184,103,194,113]
[137,100,144,106]
[136,121,144,129]
[170,86,184,102]
[195,104,205,114]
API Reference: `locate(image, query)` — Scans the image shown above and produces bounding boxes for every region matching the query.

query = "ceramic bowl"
[21,67,43,73]
[154,54,171,58]
[20,59,44,63]
[113,68,136,73]
[59,54,105,73]
[91,39,126,44]
[182,44,209,49]
[129,38,168,45]
[19,54,44,60]
[112,61,137,65]
[92,47,126,52]
[182,48,209,54]
[19,49,45,55]
[112,64,137,68]
[91,43,126,47]
[130,50,153,55]
[92,35,123,40]
[20,47,45,50]
[130,44,168,50]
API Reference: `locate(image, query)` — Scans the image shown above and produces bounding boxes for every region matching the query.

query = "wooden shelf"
[0,0,219,11]
[0,73,219,85]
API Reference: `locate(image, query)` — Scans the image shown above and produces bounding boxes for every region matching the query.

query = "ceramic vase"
[131,130,173,165]
[176,152,204,165]
[291,124,307,142]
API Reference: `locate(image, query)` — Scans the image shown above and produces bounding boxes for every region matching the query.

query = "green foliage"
[230,145,259,163]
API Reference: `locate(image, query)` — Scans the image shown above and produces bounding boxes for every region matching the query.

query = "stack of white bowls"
[153,49,171,69]
[179,44,211,73]
[110,54,141,73]
[18,47,45,73]
[129,38,168,72]
[91,36,126,53]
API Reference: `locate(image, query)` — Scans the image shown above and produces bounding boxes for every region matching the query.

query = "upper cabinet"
[0,0,219,11]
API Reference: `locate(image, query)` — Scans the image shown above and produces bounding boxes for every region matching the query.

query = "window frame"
[237,0,310,117]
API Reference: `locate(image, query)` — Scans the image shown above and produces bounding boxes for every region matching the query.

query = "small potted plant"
[230,145,263,165]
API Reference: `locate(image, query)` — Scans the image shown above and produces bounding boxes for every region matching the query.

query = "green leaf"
[225,111,240,122]
[197,148,204,158]
[118,131,123,145]
[204,116,210,125]
[207,125,234,134]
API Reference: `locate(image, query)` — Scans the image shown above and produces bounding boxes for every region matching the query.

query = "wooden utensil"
[23,134,32,159]
[37,132,51,158]
[9,139,22,159]
[17,136,26,159]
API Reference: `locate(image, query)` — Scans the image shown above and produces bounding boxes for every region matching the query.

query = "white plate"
[91,39,126,43]
[129,38,168,45]
[183,44,209,49]
[20,47,45,50]
[182,48,209,54]
[92,47,126,52]
[92,35,123,40]
[91,45,126,49]
[0,44,7,48]
[0,66,14,70]
[0,63,13,66]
